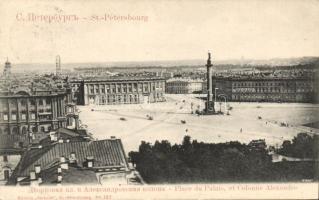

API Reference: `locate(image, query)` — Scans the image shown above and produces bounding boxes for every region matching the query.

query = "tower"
[3,57,11,77]
[56,55,61,76]
[205,52,215,114]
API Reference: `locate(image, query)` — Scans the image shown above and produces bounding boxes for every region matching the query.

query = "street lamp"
[214,88,219,102]
[218,94,228,115]
[214,88,219,112]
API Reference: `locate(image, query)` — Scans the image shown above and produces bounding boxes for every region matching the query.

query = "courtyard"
[78,94,319,152]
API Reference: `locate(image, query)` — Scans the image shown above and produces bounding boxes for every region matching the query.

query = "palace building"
[0,59,75,135]
[213,75,317,103]
[71,77,166,105]
[0,87,73,135]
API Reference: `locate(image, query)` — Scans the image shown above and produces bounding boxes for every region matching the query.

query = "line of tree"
[129,134,318,183]
[277,133,319,159]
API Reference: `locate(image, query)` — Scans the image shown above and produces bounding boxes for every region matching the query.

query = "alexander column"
[205,52,215,114]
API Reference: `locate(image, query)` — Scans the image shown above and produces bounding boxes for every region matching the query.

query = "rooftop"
[70,76,165,83]
[11,138,129,179]
[0,75,71,97]
[0,134,29,154]
[166,77,204,83]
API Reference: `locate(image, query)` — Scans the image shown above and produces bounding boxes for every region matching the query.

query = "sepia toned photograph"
[0,0,318,199]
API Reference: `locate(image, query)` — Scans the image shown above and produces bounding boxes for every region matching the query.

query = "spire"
[4,57,12,77]
[56,55,61,76]
[5,57,10,64]
[206,51,212,67]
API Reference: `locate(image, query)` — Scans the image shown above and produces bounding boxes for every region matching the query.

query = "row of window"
[87,82,164,95]
[0,111,52,121]
[0,125,52,135]
[167,83,189,86]
[97,94,140,104]
[232,87,313,93]
[232,94,296,100]
[89,86,149,94]
[0,98,52,108]
[232,82,301,87]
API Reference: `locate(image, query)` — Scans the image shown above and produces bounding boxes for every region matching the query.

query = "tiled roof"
[34,128,90,146]
[13,139,129,177]
[0,134,29,152]
[56,127,88,137]
[40,165,99,185]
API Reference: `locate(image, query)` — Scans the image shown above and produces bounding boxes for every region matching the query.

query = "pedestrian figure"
[240,128,242,133]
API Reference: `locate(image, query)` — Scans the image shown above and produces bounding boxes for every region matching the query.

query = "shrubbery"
[129,135,318,183]
[278,133,319,159]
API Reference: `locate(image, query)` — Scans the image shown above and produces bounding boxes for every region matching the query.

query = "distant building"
[71,77,166,105]
[73,67,116,76]
[213,76,317,103]
[3,58,11,78]
[166,78,204,94]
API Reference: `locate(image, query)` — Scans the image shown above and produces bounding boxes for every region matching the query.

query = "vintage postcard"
[0,0,318,199]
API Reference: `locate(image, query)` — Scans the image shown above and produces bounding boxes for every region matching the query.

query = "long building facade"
[71,77,166,105]
[213,76,317,103]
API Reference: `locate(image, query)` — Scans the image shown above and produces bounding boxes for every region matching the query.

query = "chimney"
[60,156,66,163]
[69,152,77,165]
[86,156,94,168]
[35,165,41,174]
[61,163,69,170]
[74,115,80,130]
[57,174,63,182]
[30,171,36,180]
[59,155,69,169]
[38,177,42,184]
[49,132,57,141]
[110,136,116,140]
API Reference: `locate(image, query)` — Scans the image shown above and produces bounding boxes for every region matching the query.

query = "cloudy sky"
[0,0,319,63]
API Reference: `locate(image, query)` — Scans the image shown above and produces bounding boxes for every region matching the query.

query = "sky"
[0,0,319,64]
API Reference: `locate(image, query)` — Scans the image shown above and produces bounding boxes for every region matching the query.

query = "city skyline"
[0,0,319,63]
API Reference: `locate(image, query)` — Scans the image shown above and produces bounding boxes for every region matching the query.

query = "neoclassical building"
[166,78,205,94]
[0,88,73,135]
[71,77,166,105]
[213,76,317,103]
